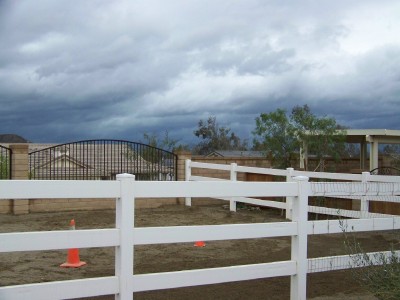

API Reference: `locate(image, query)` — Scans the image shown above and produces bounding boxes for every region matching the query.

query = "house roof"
[0,134,30,143]
[206,150,265,158]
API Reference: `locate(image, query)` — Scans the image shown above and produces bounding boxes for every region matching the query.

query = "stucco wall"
[0,200,12,214]
[191,156,272,180]
[0,144,395,214]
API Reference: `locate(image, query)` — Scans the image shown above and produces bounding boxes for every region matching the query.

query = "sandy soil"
[1,204,394,299]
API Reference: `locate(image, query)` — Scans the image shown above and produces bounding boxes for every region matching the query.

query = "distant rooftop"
[0,134,30,143]
[205,150,265,158]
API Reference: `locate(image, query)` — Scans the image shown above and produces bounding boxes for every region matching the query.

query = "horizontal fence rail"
[308,250,400,273]
[187,160,400,183]
[133,181,298,198]
[0,180,298,199]
[309,182,400,197]
[0,277,119,300]
[308,217,400,235]
[0,180,120,199]
[132,261,297,292]
[133,222,297,245]
[0,229,119,252]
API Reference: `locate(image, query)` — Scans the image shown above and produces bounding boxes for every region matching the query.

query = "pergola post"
[366,135,379,171]
[360,140,368,170]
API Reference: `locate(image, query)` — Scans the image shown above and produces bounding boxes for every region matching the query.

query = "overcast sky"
[1,0,399,145]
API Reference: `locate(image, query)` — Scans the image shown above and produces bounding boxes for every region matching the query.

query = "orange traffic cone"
[60,219,87,268]
[194,241,206,247]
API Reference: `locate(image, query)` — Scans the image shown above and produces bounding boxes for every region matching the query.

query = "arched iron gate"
[29,140,177,180]
[370,166,400,176]
[0,145,11,179]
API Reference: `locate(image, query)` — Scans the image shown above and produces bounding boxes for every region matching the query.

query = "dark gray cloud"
[0,0,399,144]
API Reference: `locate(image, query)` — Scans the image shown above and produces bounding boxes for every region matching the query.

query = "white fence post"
[291,176,309,300]
[360,171,370,219]
[185,159,192,206]
[286,168,294,220]
[230,163,238,212]
[116,174,135,300]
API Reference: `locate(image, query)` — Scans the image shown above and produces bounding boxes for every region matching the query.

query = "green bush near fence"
[341,219,400,300]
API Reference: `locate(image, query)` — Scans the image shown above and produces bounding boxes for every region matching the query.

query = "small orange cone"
[60,219,87,268]
[194,241,206,247]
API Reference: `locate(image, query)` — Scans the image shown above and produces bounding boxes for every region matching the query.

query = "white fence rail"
[1,171,400,300]
[0,175,306,300]
[185,160,400,219]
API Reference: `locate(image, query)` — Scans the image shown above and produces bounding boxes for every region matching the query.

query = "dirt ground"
[1,204,396,299]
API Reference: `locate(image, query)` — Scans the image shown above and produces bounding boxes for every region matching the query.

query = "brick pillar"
[10,144,29,214]
[174,150,192,205]
[174,150,192,181]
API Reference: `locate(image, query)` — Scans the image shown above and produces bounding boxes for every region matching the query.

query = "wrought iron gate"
[370,166,400,176]
[29,140,177,180]
[0,145,11,179]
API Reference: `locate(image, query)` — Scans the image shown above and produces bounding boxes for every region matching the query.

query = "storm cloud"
[0,0,399,144]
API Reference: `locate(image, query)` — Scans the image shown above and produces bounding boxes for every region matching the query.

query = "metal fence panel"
[0,145,11,179]
[28,140,177,180]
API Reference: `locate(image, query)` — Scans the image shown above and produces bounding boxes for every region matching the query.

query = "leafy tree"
[383,145,400,168]
[193,116,247,155]
[253,105,345,170]
[253,109,297,168]
[291,105,346,171]
[142,131,181,153]
[138,131,189,163]
[125,131,186,166]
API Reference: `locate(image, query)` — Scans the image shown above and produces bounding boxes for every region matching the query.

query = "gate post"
[291,176,309,300]
[175,150,192,181]
[116,174,135,300]
[175,150,192,205]
[10,144,29,215]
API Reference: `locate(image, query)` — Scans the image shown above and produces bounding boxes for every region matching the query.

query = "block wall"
[0,144,395,214]
[191,156,272,180]
[188,156,272,206]
[10,144,29,215]
[0,200,12,214]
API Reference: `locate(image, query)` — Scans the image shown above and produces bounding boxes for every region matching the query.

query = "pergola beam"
[299,129,400,172]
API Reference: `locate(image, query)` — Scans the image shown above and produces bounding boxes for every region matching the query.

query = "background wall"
[0,145,391,214]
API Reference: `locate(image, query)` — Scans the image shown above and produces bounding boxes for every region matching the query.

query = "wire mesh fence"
[309,181,400,220]
[307,179,400,289]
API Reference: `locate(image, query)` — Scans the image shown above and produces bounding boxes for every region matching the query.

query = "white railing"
[185,160,400,219]
[1,173,400,300]
[0,174,307,300]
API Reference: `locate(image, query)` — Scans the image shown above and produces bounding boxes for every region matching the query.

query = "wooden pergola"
[300,129,400,172]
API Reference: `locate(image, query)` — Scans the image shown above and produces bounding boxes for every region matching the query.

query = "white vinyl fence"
[185,160,400,219]
[1,170,400,300]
